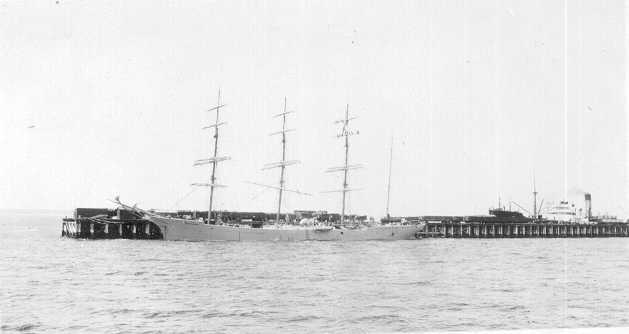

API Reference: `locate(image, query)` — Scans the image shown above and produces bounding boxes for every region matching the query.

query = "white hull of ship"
[146,215,423,241]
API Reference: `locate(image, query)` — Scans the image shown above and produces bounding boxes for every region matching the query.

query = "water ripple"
[3,214,629,333]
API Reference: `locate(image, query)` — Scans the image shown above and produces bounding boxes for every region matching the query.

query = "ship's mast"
[249,98,310,223]
[209,91,221,217]
[325,105,362,226]
[276,98,288,224]
[341,105,350,225]
[192,89,230,224]
[385,137,393,218]
[258,98,303,224]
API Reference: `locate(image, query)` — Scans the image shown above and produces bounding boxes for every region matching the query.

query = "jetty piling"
[61,208,162,240]
[417,220,629,238]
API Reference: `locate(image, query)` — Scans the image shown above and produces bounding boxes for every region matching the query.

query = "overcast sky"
[0,0,626,218]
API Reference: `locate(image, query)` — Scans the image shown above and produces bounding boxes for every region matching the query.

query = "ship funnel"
[584,193,592,220]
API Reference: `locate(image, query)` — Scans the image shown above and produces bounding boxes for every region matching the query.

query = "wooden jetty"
[63,203,629,240]
[414,206,629,239]
[417,221,629,238]
[61,208,162,240]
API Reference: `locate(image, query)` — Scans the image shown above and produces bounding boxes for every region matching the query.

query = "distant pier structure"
[416,208,629,239]
[415,192,629,239]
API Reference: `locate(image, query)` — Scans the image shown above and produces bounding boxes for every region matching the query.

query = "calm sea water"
[2,211,629,333]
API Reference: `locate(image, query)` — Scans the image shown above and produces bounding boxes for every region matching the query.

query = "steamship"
[540,193,622,224]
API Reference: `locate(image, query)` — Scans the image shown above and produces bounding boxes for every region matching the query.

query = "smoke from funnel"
[569,187,587,196]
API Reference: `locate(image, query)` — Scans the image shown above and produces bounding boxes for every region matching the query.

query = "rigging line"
[171,187,198,210]
[250,186,271,201]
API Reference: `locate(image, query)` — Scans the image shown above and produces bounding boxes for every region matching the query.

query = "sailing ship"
[116,95,423,241]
